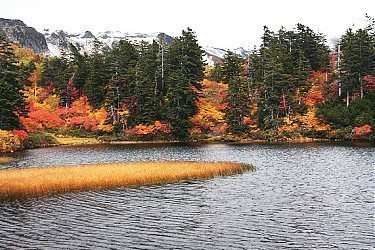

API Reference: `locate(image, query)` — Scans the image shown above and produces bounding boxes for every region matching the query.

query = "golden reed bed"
[0,161,253,199]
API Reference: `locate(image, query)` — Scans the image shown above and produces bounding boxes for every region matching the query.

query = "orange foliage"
[21,101,64,132]
[21,91,113,133]
[243,117,256,126]
[63,97,112,132]
[280,71,331,134]
[295,111,331,132]
[364,75,375,92]
[64,96,92,116]
[128,121,172,136]
[305,72,327,108]
[353,125,372,140]
[12,130,29,141]
[305,85,325,107]
[190,80,228,135]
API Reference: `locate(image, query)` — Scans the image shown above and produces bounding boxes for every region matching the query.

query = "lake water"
[0,142,374,249]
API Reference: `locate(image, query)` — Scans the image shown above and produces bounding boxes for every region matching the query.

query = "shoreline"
[0,157,14,164]
[58,136,370,146]
[1,135,373,157]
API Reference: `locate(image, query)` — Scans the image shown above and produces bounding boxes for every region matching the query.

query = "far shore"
[55,135,337,147]
[1,135,372,156]
[0,157,14,164]
[0,161,253,199]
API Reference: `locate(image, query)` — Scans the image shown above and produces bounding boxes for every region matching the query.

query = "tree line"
[0,18,374,142]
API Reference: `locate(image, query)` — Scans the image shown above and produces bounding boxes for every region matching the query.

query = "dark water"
[0,142,374,249]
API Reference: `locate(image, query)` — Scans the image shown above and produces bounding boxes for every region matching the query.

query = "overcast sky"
[1,0,373,49]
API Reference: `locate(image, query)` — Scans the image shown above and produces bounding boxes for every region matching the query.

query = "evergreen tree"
[180,28,205,90]
[261,26,273,48]
[41,54,76,106]
[222,52,249,134]
[134,41,160,124]
[365,14,375,39]
[250,24,322,129]
[69,43,89,92]
[340,28,374,104]
[261,38,291,126]
[0,36,24,130]
[164,28,205,139]
[106,39,138,124]
[207,63,223,82]
[295,23,329,71]
[84,40,110,108]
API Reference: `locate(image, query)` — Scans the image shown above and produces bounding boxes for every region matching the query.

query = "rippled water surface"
[0,142,374,249]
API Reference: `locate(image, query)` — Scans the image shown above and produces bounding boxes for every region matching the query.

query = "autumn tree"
[190,79,228,136]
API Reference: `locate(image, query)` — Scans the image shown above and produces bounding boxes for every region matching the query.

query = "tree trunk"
[346,91,350,107]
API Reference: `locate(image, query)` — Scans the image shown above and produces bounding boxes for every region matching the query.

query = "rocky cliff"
[0,18,48,53]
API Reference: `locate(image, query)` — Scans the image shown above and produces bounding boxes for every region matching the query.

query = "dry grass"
[0,161,253,199]
[55,136,100,145]
[0,157,14,164]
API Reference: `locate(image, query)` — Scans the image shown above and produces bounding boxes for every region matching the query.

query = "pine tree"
[69,43,89,92]
[365,14,375,39]
[134,41,160,125]
[84,40,110,108]
[295,23,329,71]
[180,28,205,90]
[250,24,325,129]
[222,52,249,134]
[164,28,205,139]
[106,39,138,124]
[0,36,24,130]
[340,28,374,105]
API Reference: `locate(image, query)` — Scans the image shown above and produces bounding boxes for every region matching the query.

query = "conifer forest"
[0,17,374,152]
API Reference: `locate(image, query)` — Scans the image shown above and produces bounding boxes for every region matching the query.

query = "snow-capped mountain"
[43,29,174,57]
[203,46,250,65]
[0,18,249,65]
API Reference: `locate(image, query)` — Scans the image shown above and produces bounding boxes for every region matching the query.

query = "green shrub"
[24,132,58,148]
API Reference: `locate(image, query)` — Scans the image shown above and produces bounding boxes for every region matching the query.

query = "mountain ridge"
[0,18,249,65]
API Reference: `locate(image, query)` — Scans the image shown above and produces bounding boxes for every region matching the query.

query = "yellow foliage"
[295,110,331,132]
[0,130,21,153]
[191,79,228,134]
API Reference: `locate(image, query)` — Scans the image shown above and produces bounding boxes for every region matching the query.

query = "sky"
[1,0,373,49]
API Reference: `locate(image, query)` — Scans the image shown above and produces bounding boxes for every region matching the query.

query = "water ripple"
[0,142,374,249]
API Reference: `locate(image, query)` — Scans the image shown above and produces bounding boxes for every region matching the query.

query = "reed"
[0,161,253,199]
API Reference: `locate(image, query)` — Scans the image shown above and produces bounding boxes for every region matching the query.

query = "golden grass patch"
[0,161,253,199]
[55,136,100,145]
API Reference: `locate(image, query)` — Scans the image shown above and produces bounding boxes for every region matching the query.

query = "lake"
[0,142,374,249]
